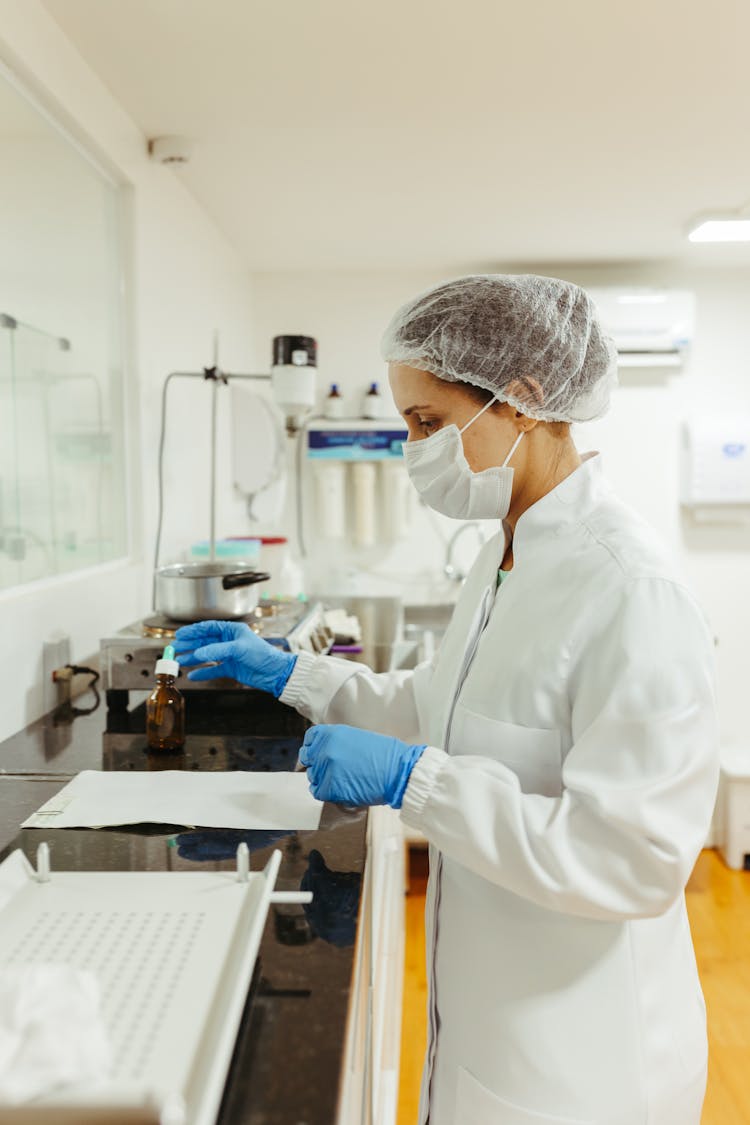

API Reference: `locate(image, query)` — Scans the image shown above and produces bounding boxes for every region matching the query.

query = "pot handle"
[221,570,271,591]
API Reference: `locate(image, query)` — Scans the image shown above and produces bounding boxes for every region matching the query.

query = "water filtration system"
[305,420,410,548]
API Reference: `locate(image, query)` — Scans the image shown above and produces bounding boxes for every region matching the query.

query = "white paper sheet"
[21,769,323,831]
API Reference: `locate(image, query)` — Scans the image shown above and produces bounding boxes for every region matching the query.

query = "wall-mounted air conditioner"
[589,288,695,370]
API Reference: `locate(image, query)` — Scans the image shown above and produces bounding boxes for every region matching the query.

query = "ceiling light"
[687,209,750,243]
[615,293,667,304]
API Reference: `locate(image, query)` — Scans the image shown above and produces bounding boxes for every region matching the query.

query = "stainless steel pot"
[154,562,271,622]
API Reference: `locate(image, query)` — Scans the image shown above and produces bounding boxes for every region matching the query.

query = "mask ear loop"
[502,430,525,468]
[458,395,498,434]
[457,396,525,467]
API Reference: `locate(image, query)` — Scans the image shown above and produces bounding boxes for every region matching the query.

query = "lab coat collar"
[511,452,605,561]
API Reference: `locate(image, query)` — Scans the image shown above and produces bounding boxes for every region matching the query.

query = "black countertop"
[0,689,368,1125]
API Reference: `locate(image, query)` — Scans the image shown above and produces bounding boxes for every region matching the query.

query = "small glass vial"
[324,382,346,419]
[146,645,185,753]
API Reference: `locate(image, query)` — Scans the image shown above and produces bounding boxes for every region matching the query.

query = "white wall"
[249,264,750,748]
[0,0,256,739]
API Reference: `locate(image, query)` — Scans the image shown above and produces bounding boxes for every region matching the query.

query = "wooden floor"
[399,848,430,1125]
[397,848,750,1125]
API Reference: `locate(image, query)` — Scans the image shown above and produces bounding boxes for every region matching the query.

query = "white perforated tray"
[0,845,311,1125]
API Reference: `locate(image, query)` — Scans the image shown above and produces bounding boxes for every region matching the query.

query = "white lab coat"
[281,454,719,1125]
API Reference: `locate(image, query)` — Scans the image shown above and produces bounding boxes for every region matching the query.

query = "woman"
[175,275,719,1125]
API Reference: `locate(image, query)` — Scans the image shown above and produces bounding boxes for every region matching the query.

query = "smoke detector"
[147,135,194,165]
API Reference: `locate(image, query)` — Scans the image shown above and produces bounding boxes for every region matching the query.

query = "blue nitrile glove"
[299,724,426,809]
[173,620,297,697]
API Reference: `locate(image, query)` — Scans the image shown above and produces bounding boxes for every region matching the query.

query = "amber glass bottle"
[146,646,185,752]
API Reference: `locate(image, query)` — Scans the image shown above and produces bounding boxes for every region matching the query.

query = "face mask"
[403,397,524,520]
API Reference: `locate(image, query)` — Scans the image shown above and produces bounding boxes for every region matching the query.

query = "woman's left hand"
[299,724,426,809]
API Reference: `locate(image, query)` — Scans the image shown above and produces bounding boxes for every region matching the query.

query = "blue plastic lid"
[368,382,379,393]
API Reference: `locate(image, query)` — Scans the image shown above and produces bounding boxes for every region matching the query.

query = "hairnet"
[380,274,617,423]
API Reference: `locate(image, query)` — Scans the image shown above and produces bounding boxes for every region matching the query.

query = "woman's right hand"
[173,620,297,697]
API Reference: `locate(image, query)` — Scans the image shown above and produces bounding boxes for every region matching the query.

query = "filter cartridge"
[351,462,377,547]
[315,462,347,539]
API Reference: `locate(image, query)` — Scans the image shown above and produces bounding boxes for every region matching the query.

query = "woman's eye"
[419,418,439,434]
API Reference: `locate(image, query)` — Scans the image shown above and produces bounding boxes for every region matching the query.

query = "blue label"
[307,428,407,460]
[722,442,747,458]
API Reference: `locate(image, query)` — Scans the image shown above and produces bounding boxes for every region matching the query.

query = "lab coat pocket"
[454,1067,594,1125]
[450,705,563,797]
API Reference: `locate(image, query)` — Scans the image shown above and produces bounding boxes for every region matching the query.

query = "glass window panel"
[0,64,128,590]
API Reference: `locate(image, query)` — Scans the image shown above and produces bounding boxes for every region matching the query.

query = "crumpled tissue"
[0,964,112,1104]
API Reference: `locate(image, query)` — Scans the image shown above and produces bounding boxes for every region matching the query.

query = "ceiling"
[42,0,750,272]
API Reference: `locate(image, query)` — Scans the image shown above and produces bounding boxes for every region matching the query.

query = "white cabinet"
[338,806,406,1124]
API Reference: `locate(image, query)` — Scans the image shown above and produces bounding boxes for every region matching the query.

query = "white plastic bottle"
[324,383,346,419]
[362,381,386,419]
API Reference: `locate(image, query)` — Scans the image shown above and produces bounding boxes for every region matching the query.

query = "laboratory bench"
[0,688,405,1124]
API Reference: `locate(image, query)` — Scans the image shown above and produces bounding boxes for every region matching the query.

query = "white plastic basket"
[0,844,311,1124]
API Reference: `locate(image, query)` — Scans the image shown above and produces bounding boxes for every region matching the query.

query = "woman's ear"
[505,375,544,412]
[503,377,542,431]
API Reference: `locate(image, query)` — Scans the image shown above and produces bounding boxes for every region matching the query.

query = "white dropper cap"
[155,644,179,678]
